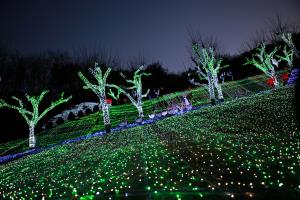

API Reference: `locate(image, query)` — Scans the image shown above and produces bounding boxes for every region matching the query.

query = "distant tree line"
[1,32,299,104]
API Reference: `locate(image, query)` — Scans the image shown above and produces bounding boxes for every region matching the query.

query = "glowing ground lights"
[0,72,287,159]
[0,86,299,199]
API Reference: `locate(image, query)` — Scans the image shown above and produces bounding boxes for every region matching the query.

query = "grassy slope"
[0,73,275,156]
[0,86,299,199]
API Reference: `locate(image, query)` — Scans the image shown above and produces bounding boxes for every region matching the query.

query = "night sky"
[1,0,300,72]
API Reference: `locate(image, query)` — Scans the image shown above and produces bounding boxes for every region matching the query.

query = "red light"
[106,98,112,104]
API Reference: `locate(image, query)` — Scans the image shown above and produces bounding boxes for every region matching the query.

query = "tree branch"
[38,92,72,121]
[78,72,99,93]
[142,89,150,98]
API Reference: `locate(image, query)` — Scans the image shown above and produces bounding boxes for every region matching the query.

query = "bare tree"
[266,14,299,42]
[187,28,222,53]
[240,14,299,53]
[127,51,147,71]
[72,45,120,68]
[240,30,270,53]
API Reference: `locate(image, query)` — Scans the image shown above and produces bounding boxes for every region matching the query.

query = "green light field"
[0,86,299,199]
[0,73,279,157]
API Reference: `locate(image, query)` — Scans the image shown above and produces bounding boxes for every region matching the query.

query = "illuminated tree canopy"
[78,62,113,133]
[244,43,280,88]
[277,45,294,68]
[108,65,150,119]
[0,90,71,148]
[190,43,228,104]
[281,32,299,59]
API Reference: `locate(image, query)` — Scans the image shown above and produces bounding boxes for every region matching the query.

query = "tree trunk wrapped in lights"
[0,91,71,148]
[190,43,227,104]
[189,71,215,105]
[206,72,216,104]
[78,62,114,133]
[244,43,280,88]
[212,71,224,101]
[108,65,150,119]
[281,32,299,59]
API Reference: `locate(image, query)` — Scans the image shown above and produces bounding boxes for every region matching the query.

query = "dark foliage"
[56,117,64,125]
[67,112,76,121]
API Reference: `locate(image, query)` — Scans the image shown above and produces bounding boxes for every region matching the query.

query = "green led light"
[0,90,71,148]
[244,43,280,88]
[0,85,298,199]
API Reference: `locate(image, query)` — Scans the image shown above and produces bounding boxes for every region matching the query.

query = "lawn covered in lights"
[0,72,283,157]
[0,86,299,199]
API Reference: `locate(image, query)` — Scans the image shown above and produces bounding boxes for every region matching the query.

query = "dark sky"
[1,0,300,73]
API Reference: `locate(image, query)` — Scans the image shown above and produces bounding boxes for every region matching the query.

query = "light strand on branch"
[0,90,71,148]
[190,43,228,104]
[108,65,151,119]
[244,43,280,88]
[276,45,294,68]
[281,32,299,59]
[78,62,113,133]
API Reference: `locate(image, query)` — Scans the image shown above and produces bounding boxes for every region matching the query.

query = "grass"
[0,72,280,157]
[0,86,299,199]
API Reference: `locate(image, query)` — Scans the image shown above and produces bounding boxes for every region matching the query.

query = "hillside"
[0,86,299,199]
[0,72,284,157]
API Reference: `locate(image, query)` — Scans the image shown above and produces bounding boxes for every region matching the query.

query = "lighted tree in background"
[0,90,71,148]
[244,43,280,88]
[78,62,113,133]
[190,43,227,104]
[189,62,215,104]
[276,45,294,68]
[108,65,150,119]
[281,32,299,59]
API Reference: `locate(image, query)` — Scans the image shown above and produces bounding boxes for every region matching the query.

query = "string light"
[244,43,280,88]
[0,86,298,199]
[281,32,299,59]
[78,62,113,133]
[0,71,288,158]
[108,65,150,119]
[190,43,228,104]
[0,90,71,148]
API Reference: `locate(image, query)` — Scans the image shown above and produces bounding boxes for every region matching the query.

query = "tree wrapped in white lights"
[108,65,150,119]
[78,62,113,133]
[244,43,280,88]
[190,43,228,104]
[0,90,71,148]
[281,32,299,59]
[276,45,294,68]
[189,65,215,104]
